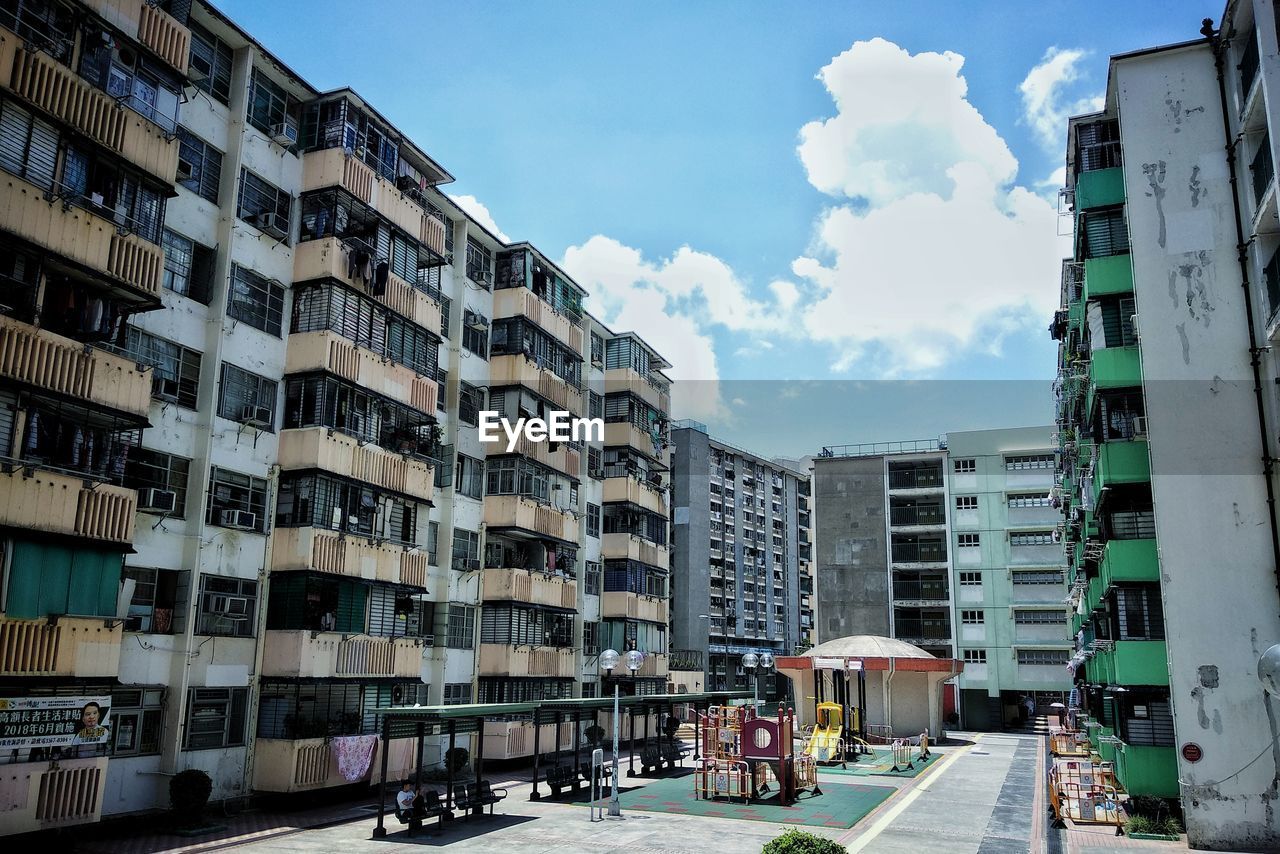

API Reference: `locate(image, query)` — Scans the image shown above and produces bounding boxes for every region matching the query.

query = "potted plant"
[169,769,213,830]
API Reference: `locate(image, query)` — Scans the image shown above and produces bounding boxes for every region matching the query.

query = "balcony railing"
[893,618,951,640]
[892,580,950,602]
[888,468,944,490]
[1108,510,1156,540]
[889,504,946,526]
[0,465,137,544]
[1252,133,1274,206]
[891,541,947,563]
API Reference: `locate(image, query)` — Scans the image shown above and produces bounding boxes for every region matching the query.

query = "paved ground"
[70,733,1199,854]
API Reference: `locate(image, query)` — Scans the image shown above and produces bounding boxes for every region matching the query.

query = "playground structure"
[694,705,820,806]
[804,660,872,767]
[1047,715,1126,833]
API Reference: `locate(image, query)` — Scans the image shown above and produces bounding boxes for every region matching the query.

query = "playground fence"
[865,724,895,744]
[694,757,750,803]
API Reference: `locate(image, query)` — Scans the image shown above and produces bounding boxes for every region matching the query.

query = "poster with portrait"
[0,696,113,750]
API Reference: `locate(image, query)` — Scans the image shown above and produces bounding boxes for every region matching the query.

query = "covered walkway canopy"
[371,691,749,836]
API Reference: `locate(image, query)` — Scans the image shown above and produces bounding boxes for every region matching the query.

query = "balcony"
[269,527,429,588]
[1083,254,1134,300]
[0,757,108,835]
[1090,346,1142,389]
[483,494,578,543]
[891,579,950,605]
[278,427,434,503]
[483,434,581,479]
[489,354,584,416]
[482,567,577,609]
[261,630,426,679]
[0,616,121,677]
[80,0,191,75]
[285,331,438,412]
[254,736,416,793]
[603,421,661,459]
[604,367,670,415]
[1090,640,1169,686]
[478,644,575,678]
[294,237,442,333]
[302,148,447,256]
[601,533,670,567]
[890,540,947,566]
[1076,167,1125,211]
[887,467,945,492]
[1093,440,1150,503]
[602,475,666,515]
[892,618,952,646]
[631,652,669,679]
[0,316,152,419]
[0,466,136,544]
[600,592,668,623]
[484,719,578,760]
[1100,537,1159,587]
[888,504,946,530]
[2,32,178,180]
[0,174,163,301]
[492,286,584,355]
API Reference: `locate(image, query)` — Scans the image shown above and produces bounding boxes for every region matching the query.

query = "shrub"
[169,769,213,828]
[584,724,605,746]
[1124,815,1155,835]
[761,828,847,854]
[1157,816,1183,836]
[445,746,469,774]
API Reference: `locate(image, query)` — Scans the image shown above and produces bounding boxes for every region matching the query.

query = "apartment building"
[0,0,672,834]
[668,422,813,699]
[1050,2,1280,845]
[944,427,1071,731]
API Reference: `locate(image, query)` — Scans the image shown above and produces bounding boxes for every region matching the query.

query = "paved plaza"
[64,733,1198,854]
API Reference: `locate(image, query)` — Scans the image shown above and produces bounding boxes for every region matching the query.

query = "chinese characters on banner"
[0,696,112,750]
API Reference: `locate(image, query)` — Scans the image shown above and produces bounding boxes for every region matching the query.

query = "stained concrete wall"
[671,426,713,672]
[814,456,889,642]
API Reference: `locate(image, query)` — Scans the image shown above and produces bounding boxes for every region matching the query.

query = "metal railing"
[892,580,950,602]
[889,504,946,526]
[821,438,941,458]
[888,468,945,490]
[891,541,947,563]
[1108,510,1156,540]
[892,618,951,640]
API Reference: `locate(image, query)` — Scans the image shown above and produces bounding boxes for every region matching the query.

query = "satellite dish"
[1258,644,1280,697]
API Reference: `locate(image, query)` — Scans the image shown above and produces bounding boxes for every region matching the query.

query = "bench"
[661,743,690,768]
[640,745,663,774]
[455,780,509,816]
[395,789,448,836]
[545,765,580,798]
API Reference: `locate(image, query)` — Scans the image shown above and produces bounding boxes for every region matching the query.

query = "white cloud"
[1019,47,1105,153]
[450,194,510,243]
[797,38,1017,206]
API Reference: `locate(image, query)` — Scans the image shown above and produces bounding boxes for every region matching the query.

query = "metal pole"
[609,682,621,816]
[445,720,456,816]
[530,709,543,801]
[374,716,391,838]
[473,715,485,815]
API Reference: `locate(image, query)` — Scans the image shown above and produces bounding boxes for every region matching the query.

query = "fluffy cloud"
[449,194,510,243]
[1019,47,1105,153]
[797,38,1017,205]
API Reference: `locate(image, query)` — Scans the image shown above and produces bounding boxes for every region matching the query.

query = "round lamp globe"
[600,649,621,672]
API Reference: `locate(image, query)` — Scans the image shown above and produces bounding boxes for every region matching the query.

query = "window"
[481,605,573,647]
[1005,454,1055,470]
[452,528,480,570]
[445,604,475,649]
[588,446,602,476]
[589,391,603,421]
[59,142,167,243]
[176,128,222,203]
[962,649,986,664]
[0,99,58,190]
[78,28,181,132]
[121,325,202,407]
[455,454,483,500]
[228,264,285,336]
[196,575,258,637]
[1007,493,1053,508]
[1016,649,1071,666]
[111,688,165,756]
[1013,570,1065,584]
[218,363,278,430]
[236,168,292,239]
[961,610,984,624]
[590,332,604,364]
[459,382,483,426]
[292,283,440,376]
[436,369,447,412]
[124,449,190,517]
[462,309,489,357]
[955,496,978,510]
[959,571,981,586]
[206,467,269,533]
[427,521,439,565]
[958,534,980,548]
[160,229,215,304]
[282,374,439,458]
[443,683,471,705]
[1014,610,1067,624]
[953,459,976,474]
[121,567,182,633]
[583,621,600,655]
[1010,531,1054,546]
[586,502,601,538]
[188,20,233,105]
[466,238,492,285]
[1080,206,1130,259]
[247,68,296,136]
[585,560,601,596]
[184,687,248,749]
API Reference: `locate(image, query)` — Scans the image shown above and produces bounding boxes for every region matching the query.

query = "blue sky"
[220,0,1212,456]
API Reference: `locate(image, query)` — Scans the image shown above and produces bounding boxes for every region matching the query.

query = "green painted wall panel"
[1114,640,1169,686]
[1118,745,1179,797]
[1083,254,1134,299]
[1090,346,1142,389]
[5,541,124,619]
[1077,167,1126,211]
[1102,539,1159,586]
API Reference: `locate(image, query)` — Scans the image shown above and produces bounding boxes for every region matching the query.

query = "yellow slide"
[805,702,844,764]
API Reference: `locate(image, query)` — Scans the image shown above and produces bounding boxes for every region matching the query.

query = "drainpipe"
[240,464,279,802]
[1201,18,1280,607]
[884,658,895,730]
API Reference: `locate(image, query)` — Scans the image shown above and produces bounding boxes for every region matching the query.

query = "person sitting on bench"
[396,781,420,825]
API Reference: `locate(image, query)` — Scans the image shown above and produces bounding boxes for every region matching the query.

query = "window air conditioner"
[153,375,181,402]
[1132,416,1148,437]
[1130,314,1140,341]
[137,488,178,514]
[270,120,299,147]
[176,159,195,182]
[240,405,273,428]
[205,593,250,619]
[219,509,257,531]
[187,64,209,84]
[254,211,288,240]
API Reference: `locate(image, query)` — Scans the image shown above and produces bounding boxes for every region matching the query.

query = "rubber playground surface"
[816,745,930,778]
[575,773,895,829]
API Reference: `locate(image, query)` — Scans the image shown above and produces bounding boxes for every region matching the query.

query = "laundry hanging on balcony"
[332,734,379,781]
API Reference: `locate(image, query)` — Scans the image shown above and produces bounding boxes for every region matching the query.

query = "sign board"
[1182,742,1203,763]
[0,696,112,751]
[718,727,734,744]
[847,660,863,671]
[812,657,845,670]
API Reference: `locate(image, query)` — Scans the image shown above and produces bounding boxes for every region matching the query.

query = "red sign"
[1182,743,1203,763]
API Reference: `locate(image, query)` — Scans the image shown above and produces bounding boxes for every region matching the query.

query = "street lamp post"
[600,648,646,818]
[742,652,776,715]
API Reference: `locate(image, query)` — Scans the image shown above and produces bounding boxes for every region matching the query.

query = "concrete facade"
[813,455,892,643]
